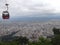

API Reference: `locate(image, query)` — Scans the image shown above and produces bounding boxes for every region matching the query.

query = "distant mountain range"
[0,16,60,22]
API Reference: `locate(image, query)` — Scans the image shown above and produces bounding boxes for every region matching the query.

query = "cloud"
[0,0,60,17]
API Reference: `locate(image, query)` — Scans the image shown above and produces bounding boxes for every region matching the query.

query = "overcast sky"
[0,0,60,18]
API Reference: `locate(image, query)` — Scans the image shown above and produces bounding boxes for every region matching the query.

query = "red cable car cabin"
[2,11,9,19]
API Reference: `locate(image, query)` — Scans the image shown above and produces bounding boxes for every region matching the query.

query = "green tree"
[52,27,60,45]
[53,27,60,35]
[38,37,52,45]
[29,37,52,45]
[17,36,29,45]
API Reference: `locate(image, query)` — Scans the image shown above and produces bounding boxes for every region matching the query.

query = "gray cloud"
[0,0,58,18]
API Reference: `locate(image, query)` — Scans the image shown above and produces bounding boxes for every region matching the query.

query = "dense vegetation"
[0,36,52,45]
[0,27,60,45]
[52,27,60,45]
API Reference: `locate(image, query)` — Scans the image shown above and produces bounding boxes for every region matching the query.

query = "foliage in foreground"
[29,37,52,45]
[0,36,52,45]
[52,27,60,45]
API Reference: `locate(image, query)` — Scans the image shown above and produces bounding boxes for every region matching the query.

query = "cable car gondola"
[2,11,9,19]
[2,3,10,19]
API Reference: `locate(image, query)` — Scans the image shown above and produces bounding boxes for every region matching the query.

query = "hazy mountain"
[9,16,60,22]
[1,15,60,22]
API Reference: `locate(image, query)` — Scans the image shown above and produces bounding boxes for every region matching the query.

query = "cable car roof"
[2,0,10,19]
[3,11,9,13]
